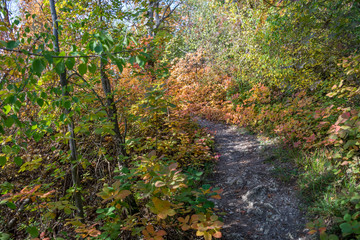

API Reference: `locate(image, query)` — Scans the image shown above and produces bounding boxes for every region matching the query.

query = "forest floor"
[196,118,311,240]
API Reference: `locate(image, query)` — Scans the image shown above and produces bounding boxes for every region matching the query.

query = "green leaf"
[6,202,16,210]
[14,156,23,166]
[115,59,124,73]
[36,98,44,107]
[26,226,39,238]
[55,61,65,75]
[344,213,352,222]
[340,222,352,234]
[88,63,97,74]
[196,171,203,176]
[327,235,339,240]
[94,42,103,53]
[344,140,357,150]
[2,145,11,154]
[6,40,20,49]
[63,101,72,109]
[105,34,114,43]
[32,58,45,76]
[3,105,11,114]
[4,117,14,128]
[65,57,75,70]
[130,36,138,45]
[94,128,103,135]
[78,63,87,75]
[136,55,146,67]
[64,207,72,214]
[0,156,6,166]
[0,232,11,240]
[40,92,47,99]
[7,95,17,104]
[82,32,89,44]
[43,52,54,64]
[202,184,211,190]
[129,56,135,64]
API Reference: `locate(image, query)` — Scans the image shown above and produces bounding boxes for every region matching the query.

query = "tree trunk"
[100,58,126,157]
[49,0,84,220]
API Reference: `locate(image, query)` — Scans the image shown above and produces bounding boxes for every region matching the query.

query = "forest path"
[196,118,309,240]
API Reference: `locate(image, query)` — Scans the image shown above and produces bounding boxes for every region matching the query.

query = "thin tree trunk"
[97,1,138,214]
[100,58,126,157]
[147,0,155,38]
[49,0,84,220]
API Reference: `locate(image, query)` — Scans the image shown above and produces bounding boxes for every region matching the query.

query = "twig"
[67,71,106,108]
[0,47,144,58]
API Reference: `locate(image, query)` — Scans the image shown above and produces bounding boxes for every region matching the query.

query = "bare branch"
[155,1,182,30]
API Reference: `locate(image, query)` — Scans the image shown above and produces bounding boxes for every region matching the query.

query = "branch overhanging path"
[196,118,309,240]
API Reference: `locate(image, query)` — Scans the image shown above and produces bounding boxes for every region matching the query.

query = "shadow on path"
[197,118,309,240]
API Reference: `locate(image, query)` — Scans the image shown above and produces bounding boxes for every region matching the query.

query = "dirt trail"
[197,118,309,240]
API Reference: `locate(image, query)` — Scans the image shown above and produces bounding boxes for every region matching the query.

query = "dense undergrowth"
[0,1,225,238]
[0,65,224,239]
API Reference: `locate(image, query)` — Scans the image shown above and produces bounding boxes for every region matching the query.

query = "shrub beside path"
[197,118,310,240]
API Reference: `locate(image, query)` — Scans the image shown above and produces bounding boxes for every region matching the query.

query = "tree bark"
[49,0,84,220]
[100,58,126,157]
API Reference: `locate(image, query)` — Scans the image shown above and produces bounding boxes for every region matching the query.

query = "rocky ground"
[196,118,310,240]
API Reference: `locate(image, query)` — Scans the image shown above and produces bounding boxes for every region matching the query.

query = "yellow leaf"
[204,231,212,240]
[196,230,204,236]
[152,197,176,219]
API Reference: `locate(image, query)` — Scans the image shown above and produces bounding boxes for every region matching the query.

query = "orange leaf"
[211,195,221,199]
[213,231,222,238]
[40,190,55,198]
[181,225,190,231]
[114,190,131,200]
[146,224,155,234]
[89,229,101,237]
[156,230,167,237]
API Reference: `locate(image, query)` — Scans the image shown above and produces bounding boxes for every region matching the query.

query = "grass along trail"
[197,118,309,240]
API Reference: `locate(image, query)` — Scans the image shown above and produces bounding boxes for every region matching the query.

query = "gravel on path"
[196,118,310,240]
